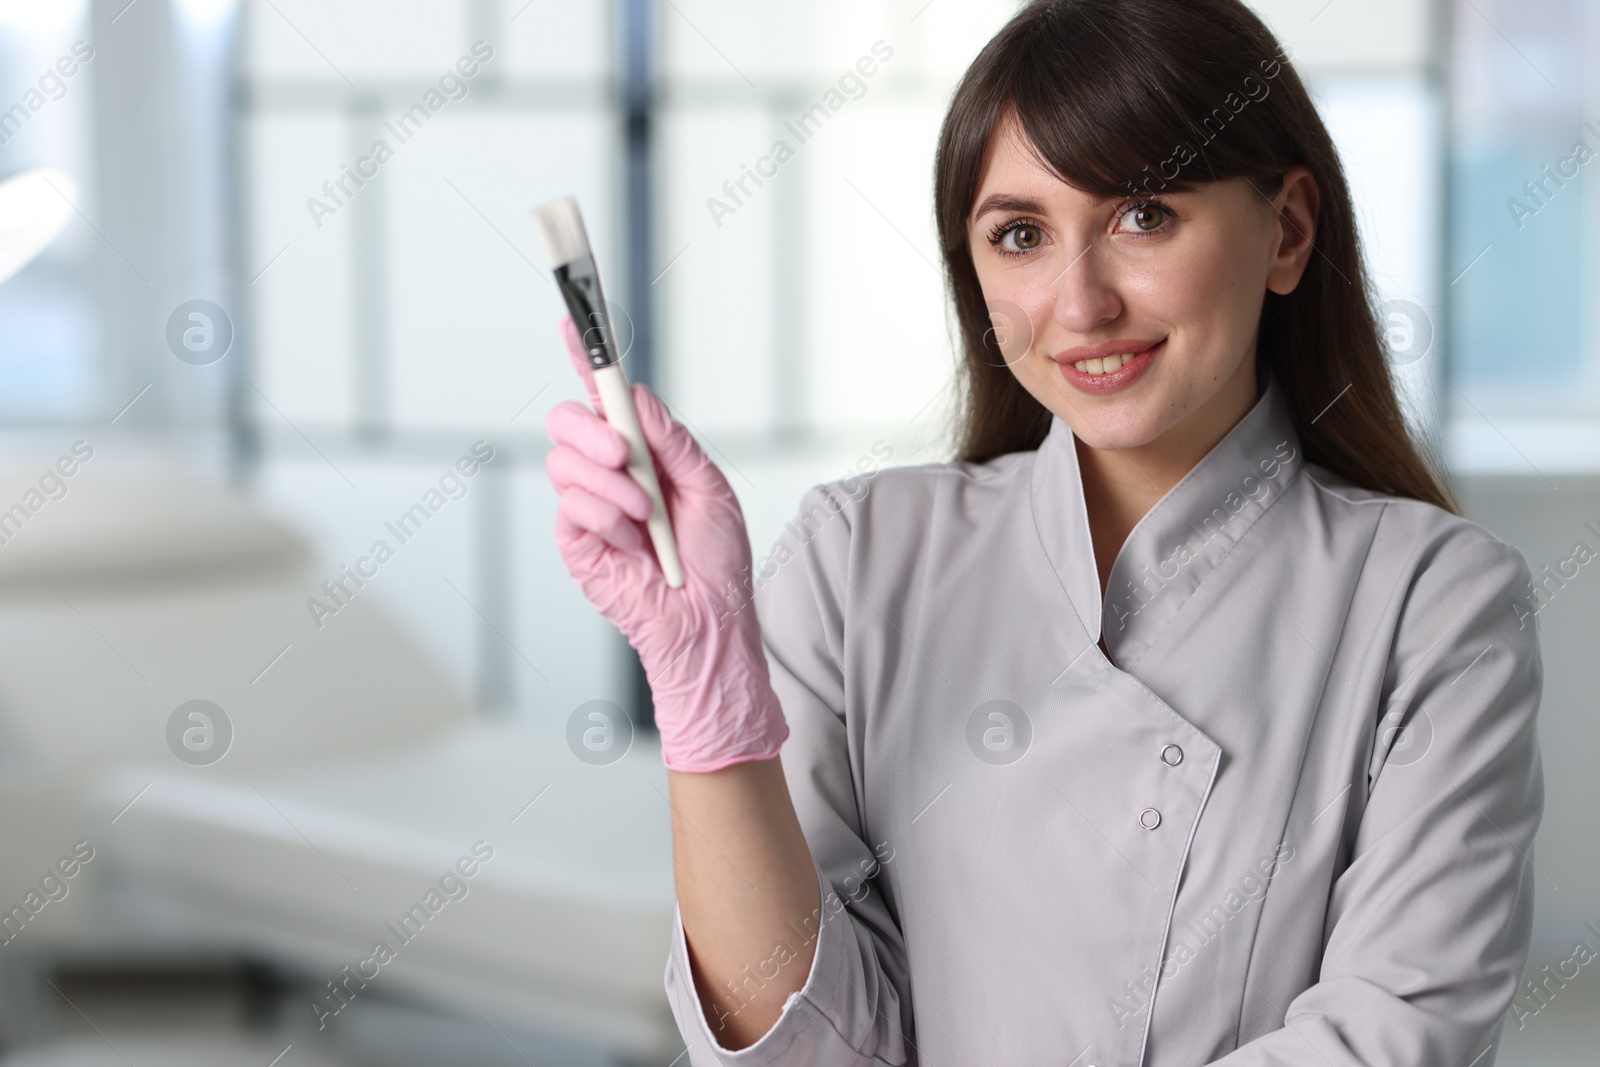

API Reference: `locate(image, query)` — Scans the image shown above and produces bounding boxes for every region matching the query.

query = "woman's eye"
[1118,202,1172,234]
[1002,224,1042,251]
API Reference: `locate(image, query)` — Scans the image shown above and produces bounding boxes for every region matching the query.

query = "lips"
[1054,339,1163,395]
[1052,338,1164,370]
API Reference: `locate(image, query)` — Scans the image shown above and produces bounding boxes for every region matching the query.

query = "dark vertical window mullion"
[622,0,656,389]
[226,9,257,483]
[621,0,659,731]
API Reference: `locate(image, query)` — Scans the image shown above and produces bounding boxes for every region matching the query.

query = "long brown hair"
[933,0,1459,514]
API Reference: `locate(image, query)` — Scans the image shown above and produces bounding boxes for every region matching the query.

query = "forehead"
[975,112,1058,192]
[970,112,1100,220]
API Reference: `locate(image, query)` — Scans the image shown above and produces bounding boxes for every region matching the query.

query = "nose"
[1049,236,1122,335]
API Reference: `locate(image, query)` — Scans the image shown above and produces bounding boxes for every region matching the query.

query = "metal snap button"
[1139,807,1161,830]
[1160,744,1183,767]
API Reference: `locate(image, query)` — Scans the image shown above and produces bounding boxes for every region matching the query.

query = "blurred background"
[0,0,1593,1064]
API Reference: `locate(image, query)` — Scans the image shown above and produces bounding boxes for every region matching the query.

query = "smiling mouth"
[1058,339,1165,376]
[1070,352,1137,376]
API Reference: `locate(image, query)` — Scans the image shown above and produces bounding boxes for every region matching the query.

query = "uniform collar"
[1029,366,1305,669]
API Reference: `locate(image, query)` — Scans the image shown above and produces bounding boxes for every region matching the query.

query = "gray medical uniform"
[663,368,1544,1067]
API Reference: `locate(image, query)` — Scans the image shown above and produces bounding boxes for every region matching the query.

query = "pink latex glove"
[544,316,789,773]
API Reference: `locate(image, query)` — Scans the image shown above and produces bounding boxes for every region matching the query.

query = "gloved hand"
[544,316,789,773]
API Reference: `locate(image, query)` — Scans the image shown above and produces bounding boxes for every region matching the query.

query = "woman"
[544,1,1544,1064]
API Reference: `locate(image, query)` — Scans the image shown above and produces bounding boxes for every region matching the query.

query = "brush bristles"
[531,197,592,269]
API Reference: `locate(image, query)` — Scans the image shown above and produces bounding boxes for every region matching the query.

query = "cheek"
[1009,284,1057,356]
[1127,233,1261,359]
[973,266,1056,365]
[1124,245,1218,322]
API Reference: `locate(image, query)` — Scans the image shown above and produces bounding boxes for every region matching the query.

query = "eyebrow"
[971,194,1046,221]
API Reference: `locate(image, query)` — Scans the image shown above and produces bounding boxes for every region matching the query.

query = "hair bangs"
[968,0,1297,210]
[1003,28,1201,200]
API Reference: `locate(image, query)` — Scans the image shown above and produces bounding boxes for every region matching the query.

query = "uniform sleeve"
[663,483,916,1066]
[1210,530,1544,1067]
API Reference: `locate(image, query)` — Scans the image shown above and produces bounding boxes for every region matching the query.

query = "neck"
[1076,359,1260,594]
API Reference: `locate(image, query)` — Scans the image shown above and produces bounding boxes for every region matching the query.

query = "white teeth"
[1073,352,1135,375]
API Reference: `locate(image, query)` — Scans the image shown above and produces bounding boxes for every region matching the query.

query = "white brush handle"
[591,363,684,589]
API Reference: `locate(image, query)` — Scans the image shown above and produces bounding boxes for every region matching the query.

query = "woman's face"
[967,112,1318,455]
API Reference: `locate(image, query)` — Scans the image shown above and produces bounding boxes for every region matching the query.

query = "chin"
[1068,419,1164,452]
[1034,381,1165,451]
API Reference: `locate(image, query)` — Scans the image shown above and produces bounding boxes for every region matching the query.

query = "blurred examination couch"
[0,447,679,1064]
